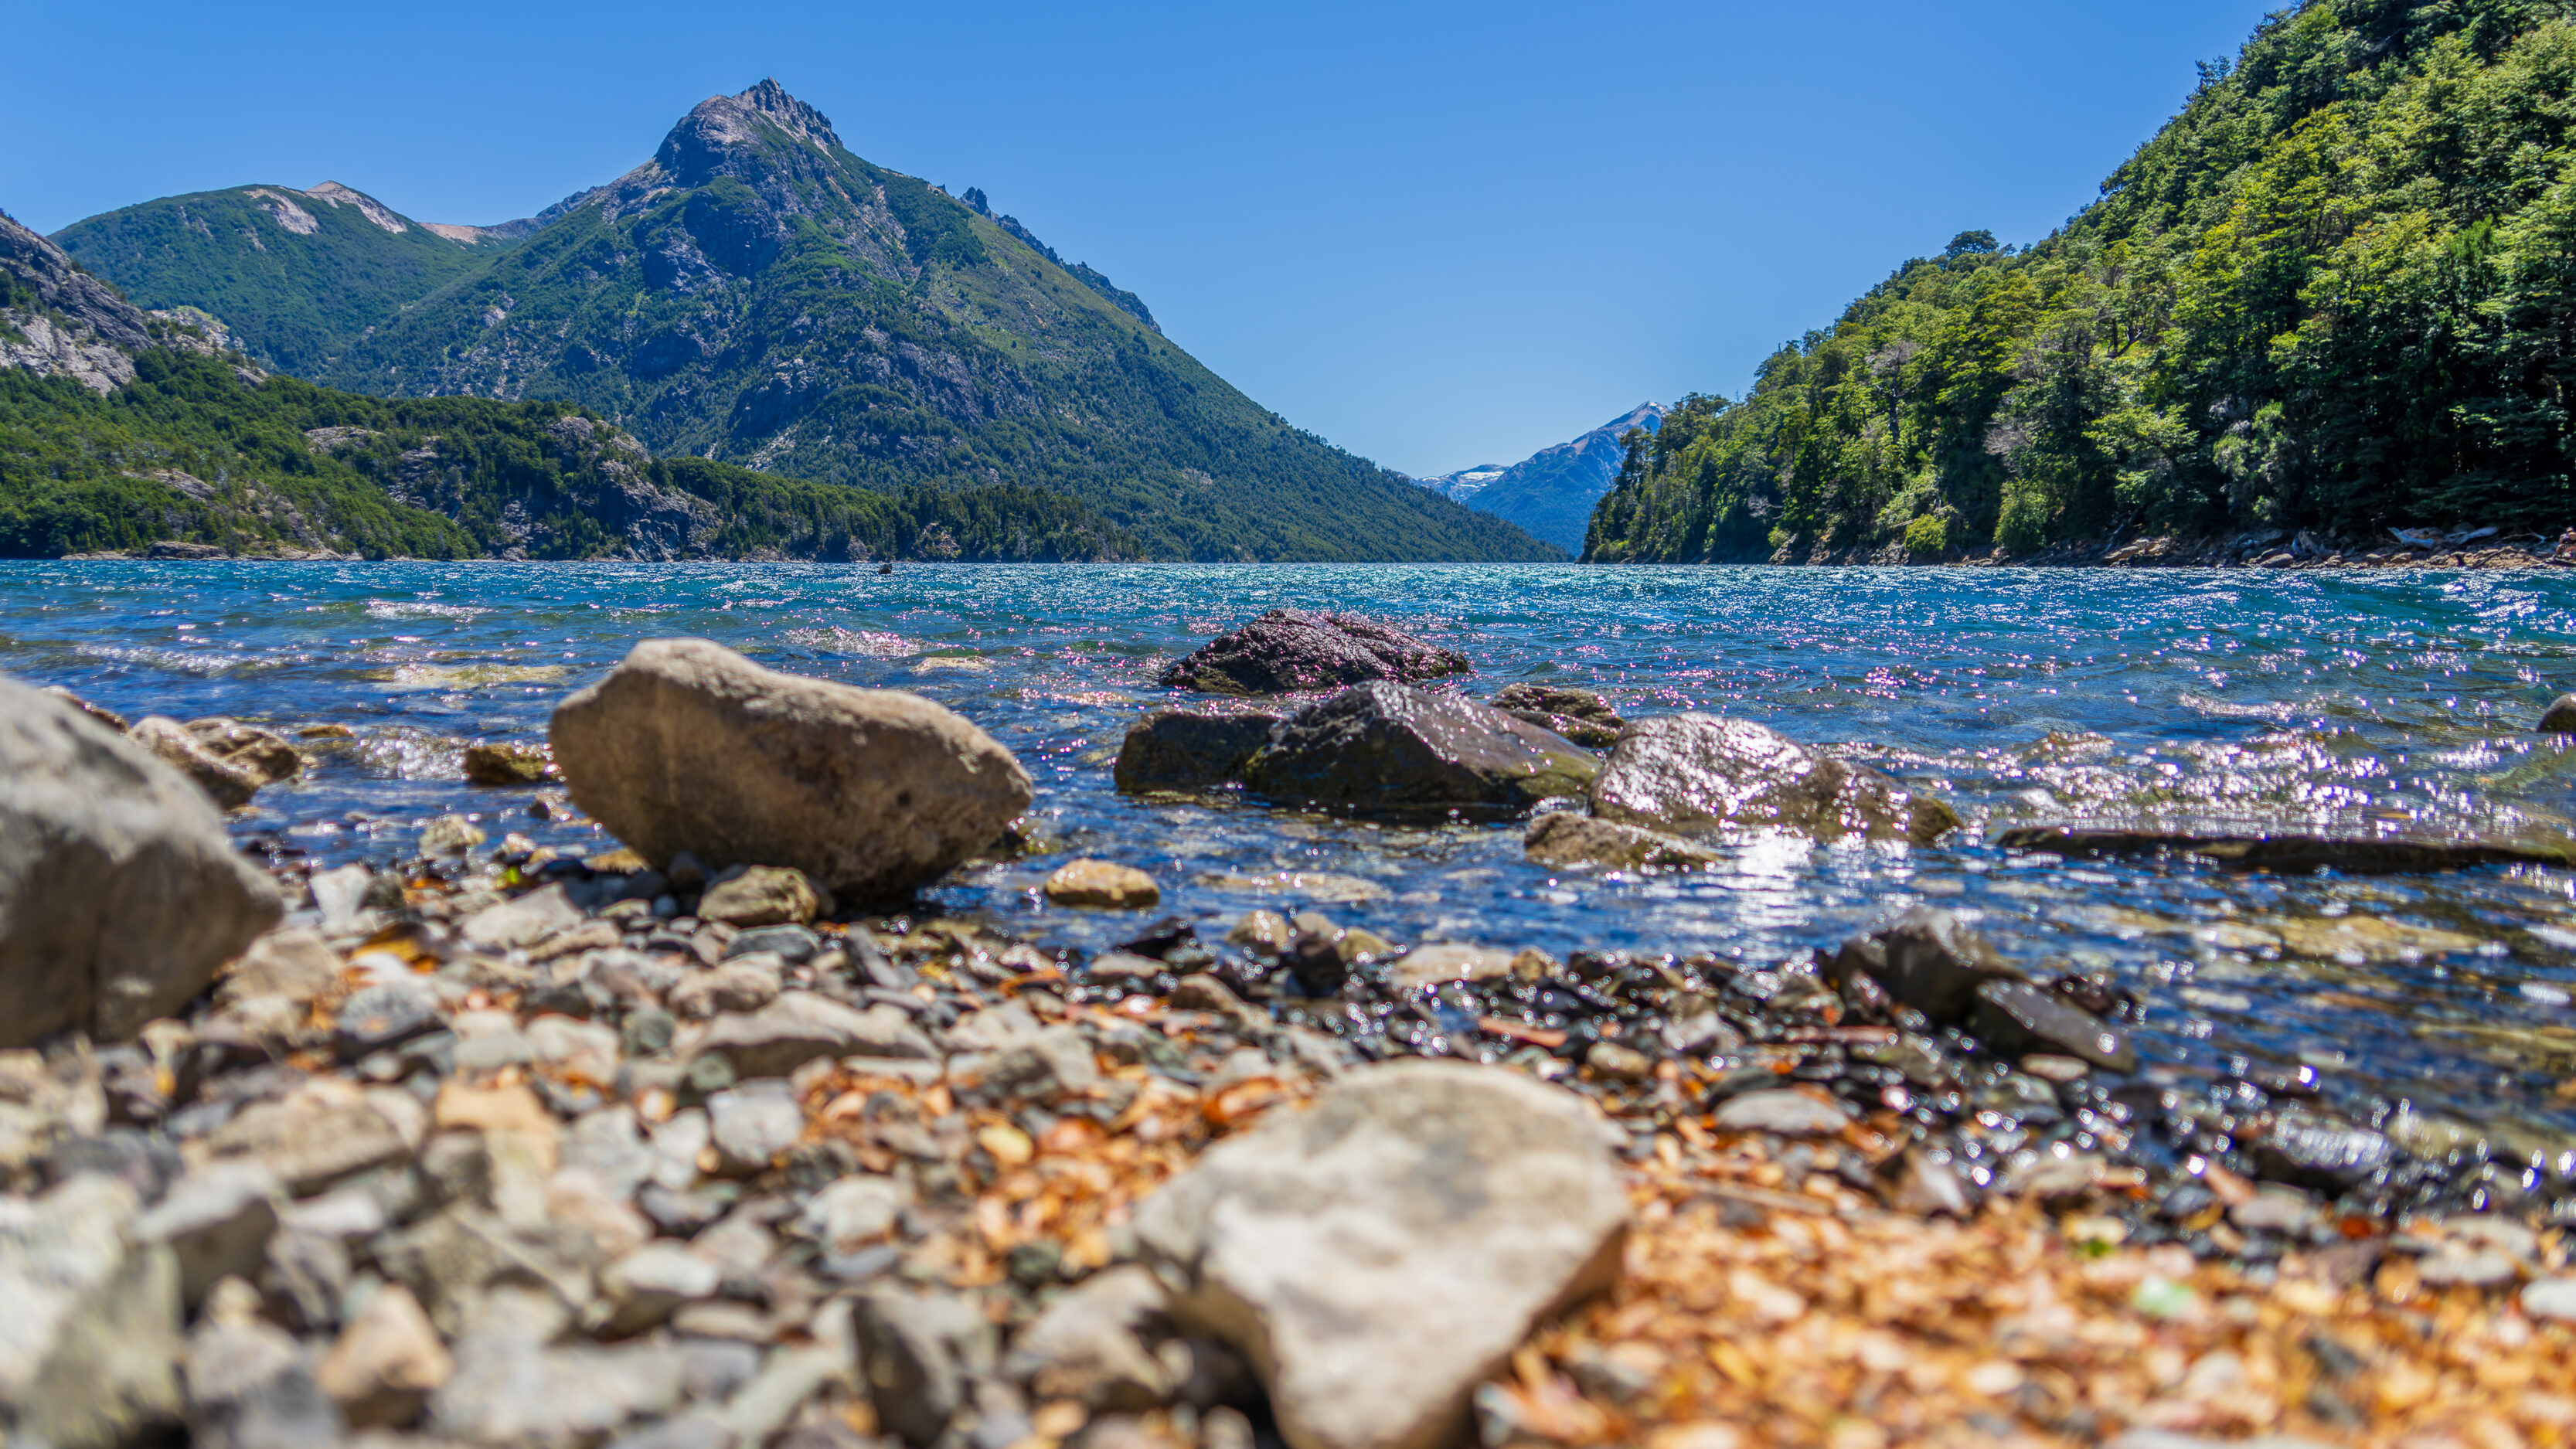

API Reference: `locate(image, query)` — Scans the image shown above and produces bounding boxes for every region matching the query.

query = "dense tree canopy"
[1588,0,2576,563]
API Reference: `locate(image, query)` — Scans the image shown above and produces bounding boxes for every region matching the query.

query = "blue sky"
[8,1,2280,477]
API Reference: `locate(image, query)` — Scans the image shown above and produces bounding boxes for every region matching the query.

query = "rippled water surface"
[9,561,2576,1155]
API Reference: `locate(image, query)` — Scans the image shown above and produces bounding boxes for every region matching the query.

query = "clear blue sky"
[7,0,2280,478]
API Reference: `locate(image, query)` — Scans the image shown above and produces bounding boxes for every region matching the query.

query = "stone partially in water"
[1383,942,1518,992]
[1523,812,1720,871]
[1240,682,1599,818]
[1826,908,2027,1025]
[182,718,303,788]
[463,740,553,786]
[0,679,283,1046]
[550,638,1033,902]
[2540,694,2576,733]
[1135,1060,1625,1449]
[127,716,260,809]
[1996,821,2576,872]
[1112,709,1282,793]
[1160,610,1470,695]
[1969,980,2136,1072]
[1491,684,1625,748]
[1588,713,1958,845]
[2251,1105,2393,1191]
[1044,859,1161,910]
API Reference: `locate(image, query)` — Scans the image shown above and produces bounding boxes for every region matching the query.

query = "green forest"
[1587,0,2576,563]
[0,347,1135,561]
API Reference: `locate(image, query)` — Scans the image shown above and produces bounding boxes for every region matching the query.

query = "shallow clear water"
[8,560,2576,1158]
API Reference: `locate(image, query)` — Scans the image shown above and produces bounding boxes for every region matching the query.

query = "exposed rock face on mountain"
[1,209,152,392]
[1416,404,1663,554]
[52,184,522,375]
[962,188,1158,334]
[291,80,1548,562]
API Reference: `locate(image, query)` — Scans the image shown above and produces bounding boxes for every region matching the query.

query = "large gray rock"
[1134,1060,1627,1449]
[1112,708,1284,793]
[1588,713,1960,845]
[550,639,1033,903]
[1160,610,1469,695]
[1239,682,1599,818]
[0,1175,186,1449]
[0,678,283,1045]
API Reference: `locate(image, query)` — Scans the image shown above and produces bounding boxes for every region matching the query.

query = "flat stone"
[419,814,486,856]
[430,1333,686,1447]
[461,884,584,951]
[315,1282,452,1427]
[706,1084,805,1173]
[1135,1060,1626,1449]
[1491,684,1624,749]
[1,680,282,1044]
[204,1086,413,1194]
[667,956,785,1019]
[1970,979,2136,1072]
[1002,1264,1174,1412]
[801,1174,911,1255]
[1710,1089,1853,1137]
[1160,610,1471,695]
[1383,941,1518,992]
[595,1243,723,1335]
[1112,709,1283,793]
[133,1162,283,1307]
[698,991,886,1079]
[1995,821,2576,872]
[1523,812,1720,870]
[1045,859,1162,910]
[2415,1250,2516,1287]
[2522,1276,2576,1321]
[550,638,1032,903]
[699,866,824,928]
[2251,1105,2394,1191]
[2228,1188,2319,1235]
[984,1025,1103,1100]
[1589,713,1959,845]
[219,928,341,1006]
[1828,908,2028,1023]
[1240,682,1599,819]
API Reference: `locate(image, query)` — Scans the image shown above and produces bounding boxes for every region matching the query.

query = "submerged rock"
[1589,713,1958,845]
[1995,821,2576,872]
[1491,683,1624,748]
[550,638,1033,902]
[1523,812,1720,871]
[1043,859,1161,910]
[1111,708,1282,793]
[1160,610,1470,695]
[1239,682,1599,818]
[1135,1060,1626,1449]
[0,679,283,1046]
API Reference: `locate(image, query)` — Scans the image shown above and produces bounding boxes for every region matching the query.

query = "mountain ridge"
[1415,403,1662,553]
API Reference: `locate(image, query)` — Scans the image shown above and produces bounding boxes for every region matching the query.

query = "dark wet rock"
[1970,980,2137,1072]
[550,638,1033,902]
[2540,694,2576,733]
[1112,709,1283,793]
[1826,909,2027,1024]
[1588,713,1959,845]
[724,923,822,964]
[1238,682,1599,818]
[1994,821,2576,872]
[1491,683,1624,748]
[852,1287,997,1447]
[2251,1106,2394,1191]
[1,679,284,1046]
[464,740,553,786]
[1135,1060,1625,1449]
[1523,812,1720,871]
[1159,609,1470,695]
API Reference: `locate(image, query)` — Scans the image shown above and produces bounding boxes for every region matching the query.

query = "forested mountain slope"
[1587,0,2576,563]
[311,82,1553,562]
[2,210,1133,561]
[53,183,526,376]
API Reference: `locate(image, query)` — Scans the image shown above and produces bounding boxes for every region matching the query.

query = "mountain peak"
[655,79,843,189]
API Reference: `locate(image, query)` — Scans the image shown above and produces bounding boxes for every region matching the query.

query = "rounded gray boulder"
[549,638,1033,903]
[0,677,282,1045]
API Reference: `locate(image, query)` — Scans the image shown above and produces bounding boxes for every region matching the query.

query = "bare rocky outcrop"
[0,678,282,1045]
[1589,713,1960,845]
[1161,611,1470,695]
[550,638,1033,902]
[0,210,150,393]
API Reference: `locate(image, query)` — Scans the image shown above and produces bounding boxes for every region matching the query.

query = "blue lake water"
[7,560,2576,1159]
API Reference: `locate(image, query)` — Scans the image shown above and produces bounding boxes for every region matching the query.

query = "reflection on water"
[6,560,2576,1156]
